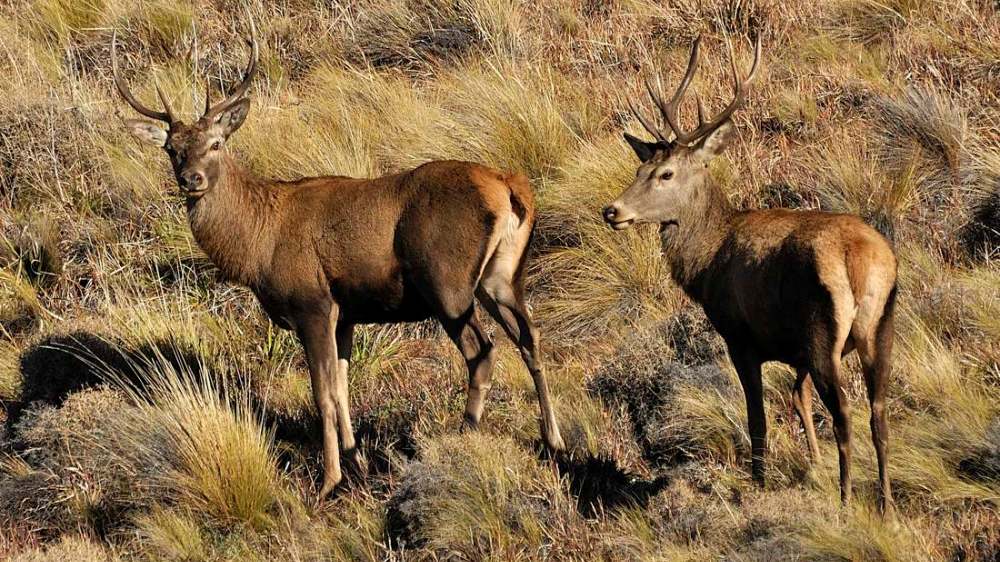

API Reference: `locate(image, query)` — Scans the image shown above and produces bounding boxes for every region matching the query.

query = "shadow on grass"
[5,331,206,433]
[5,330,421,497]
[553,451,670,517]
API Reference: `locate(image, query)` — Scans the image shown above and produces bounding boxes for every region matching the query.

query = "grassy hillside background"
[1,0,999,559]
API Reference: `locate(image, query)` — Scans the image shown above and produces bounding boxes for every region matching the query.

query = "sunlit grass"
[134,507,207,562]
[826,0,937,44]
[797,503,941,561]
[809,129,920,237]
[106,355,280,528]
[389,433,572,558]
[532,223,676,345]
[3,0,1000,560]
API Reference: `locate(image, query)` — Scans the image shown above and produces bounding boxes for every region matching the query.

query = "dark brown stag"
[603,36,896,512]
[112,24,564,498]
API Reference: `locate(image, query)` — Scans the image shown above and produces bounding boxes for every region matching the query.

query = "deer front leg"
[297,302,342,500]
[730,347,766,487]
[334,323,361,467]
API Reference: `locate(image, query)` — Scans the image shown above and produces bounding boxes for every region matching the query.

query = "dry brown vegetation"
[1,0,999,560]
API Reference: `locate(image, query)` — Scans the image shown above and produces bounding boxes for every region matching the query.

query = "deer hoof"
[545,433,566,452]
[317,474,342,502]
[461,413,481,432]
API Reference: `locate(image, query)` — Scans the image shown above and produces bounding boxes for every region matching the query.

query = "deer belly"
[334,277,435,324]
[704,295,817,369]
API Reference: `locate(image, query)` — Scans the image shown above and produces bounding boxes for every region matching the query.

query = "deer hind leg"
[476,255,564,451]
[792,368,821,462]
[854,292,896,515]
[442,306,497,429]
[810,320,853,506]
[297,302,342,499]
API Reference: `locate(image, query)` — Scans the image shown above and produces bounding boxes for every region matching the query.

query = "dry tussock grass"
[1,0,1000,560]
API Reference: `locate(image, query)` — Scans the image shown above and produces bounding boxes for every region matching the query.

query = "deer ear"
[624,132,659,162]
[126,119,167,147]
[214,98,251,137]
[694,122,735,163]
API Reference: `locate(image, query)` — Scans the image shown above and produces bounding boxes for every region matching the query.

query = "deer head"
[113,24,259,198]
[603,36,761,231]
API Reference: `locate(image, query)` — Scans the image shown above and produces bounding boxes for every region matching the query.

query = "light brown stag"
[603,36,896,512]
[112,24,564,499]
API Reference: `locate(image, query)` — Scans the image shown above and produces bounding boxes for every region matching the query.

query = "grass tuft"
[873,87,968,196]
[826,0,934,44]
[388,433,572,556]
[808,130,919,239]
[108,355,280,528]
[134,507,207,562]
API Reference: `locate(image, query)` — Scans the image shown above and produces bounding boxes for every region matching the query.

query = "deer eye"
[660,170,674,181]
[211,140,222,151]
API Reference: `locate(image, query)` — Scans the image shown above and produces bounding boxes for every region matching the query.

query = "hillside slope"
[2,0,999,560]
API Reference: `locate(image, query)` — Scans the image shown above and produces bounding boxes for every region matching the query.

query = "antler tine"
[660,36,703,146]
[627,98,668,144]
[111,30,173,123]
[203,17,259,121]
[694,89,707,127]
[644,76,667,119]
[204,80,212,115]
[637,77,670,142]
[667,34,761,146]
[154,82,177,123]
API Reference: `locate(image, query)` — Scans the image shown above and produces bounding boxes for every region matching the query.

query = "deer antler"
[660,35,761,146]
[111,31,176,123]
[112,19,258,125]
[632,35,762,147]
[202,19,259,122]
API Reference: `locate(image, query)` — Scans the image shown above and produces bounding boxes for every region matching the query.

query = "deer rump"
[250,161,531,328]
[686,209,897,369]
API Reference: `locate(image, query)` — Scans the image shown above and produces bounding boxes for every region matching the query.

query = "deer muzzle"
[603,203,636,230]
[179,171,207,196]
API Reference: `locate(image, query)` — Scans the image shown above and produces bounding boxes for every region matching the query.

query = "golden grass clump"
[388,432,573,557]
[28,0,110,44]
[796,504,941,561]
[4,0,1000,560]
[114,367,280,528]
[532,225,675,344]
[5,349,281,535]
[826,0,936,45]
[887,309,1000,505]
[536,132,642,245]
[434,63,586,181]
[873,87,968,195]
[133,508,207,562]
[808,129,919,238]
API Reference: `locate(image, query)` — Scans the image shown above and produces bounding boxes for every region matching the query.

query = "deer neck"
[185,155,280,286]
[660,176,735,296]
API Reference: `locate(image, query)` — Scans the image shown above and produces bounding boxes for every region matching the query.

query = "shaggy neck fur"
[185,155,281,286]
[660,175,735,298]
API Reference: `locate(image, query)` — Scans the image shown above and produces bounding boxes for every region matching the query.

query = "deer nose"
[179,172,205,191]
[602,205,619,223]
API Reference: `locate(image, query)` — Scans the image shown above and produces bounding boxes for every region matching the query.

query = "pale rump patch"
[479,212,531,292]
[844,231,897,363]
[850,260,895,362]
[817,255,857,359]
[504,211,520,240]
[475,209,521,284]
